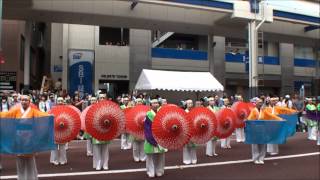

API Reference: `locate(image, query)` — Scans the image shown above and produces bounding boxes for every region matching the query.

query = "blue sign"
[68,50,94,98]
[0,116,55,154]
[244,120,288,144]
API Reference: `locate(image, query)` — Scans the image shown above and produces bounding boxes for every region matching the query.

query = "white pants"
[146,153,165,177]
[235,128,245,142]
[206,139,218,156]
[87,139,93,156]
[267,144,279,155]
[16,156,38,180]
[308,126,318,140]
[121,133,132,150]
[183,144,197,164]
[133,140,146,162]
[93,144,109,170]
[252,144,267,162]
[221,137,231,148]
[50,144,67,165]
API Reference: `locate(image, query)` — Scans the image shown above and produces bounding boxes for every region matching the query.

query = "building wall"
[49,23,318,97]
[0,20,26,92]
[152,58,209,71]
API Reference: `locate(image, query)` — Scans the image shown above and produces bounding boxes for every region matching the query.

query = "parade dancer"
[120,96,133,150]
[206,96,220,156]
[92,94,110,170]
[183,99,197,165]
[50,97,68,165]
[247,98,267,164]
[220,98,232,149]
[144,98,166,178]
[0,95,48,180]
[305,98,317,141]
[132,98,146,162]
[266,97,279,155]
[235,95,245,143]
[84,97,97,157]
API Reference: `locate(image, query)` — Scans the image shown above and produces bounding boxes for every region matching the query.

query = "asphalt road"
[1,132,319,180]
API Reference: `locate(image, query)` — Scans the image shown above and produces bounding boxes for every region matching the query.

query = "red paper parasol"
[81,106,91,131]
[125,105,150,140]
[85,100,125,141]
[49,105,81,144]
[152,106,192,150]
[231,102,250,128]
[215,108,236,139]
[187,107,217,144]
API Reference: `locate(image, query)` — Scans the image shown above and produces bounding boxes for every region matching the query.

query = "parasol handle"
[171,124,179,131]
[104,119,111,127]
[200,123,207,129]
[239,113,246,119]
[59,122,65,128]
[223,120,230,129]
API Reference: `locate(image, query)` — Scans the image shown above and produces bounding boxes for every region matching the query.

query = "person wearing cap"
[50,97,68,166]
[0,95,49,180]
[247,98,267,164]
[144,97,166,178]
[91,94,111,170]
[120,96,133,150]
[305,98,317,141]
[183,99,197,165]
[206,96,220,156]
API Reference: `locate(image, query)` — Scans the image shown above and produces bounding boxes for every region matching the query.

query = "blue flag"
[0,116,55,154]
[244,120,288,144]
[279,114,298,137]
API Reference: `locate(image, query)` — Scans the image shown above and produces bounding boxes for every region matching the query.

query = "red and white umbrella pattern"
[125,105,150,140]
[85,100,125,141]
[231,102,250,128]
[187,107,217,144]
[49,105,81,144]
[215,108,236,139]
[152,106,192,150]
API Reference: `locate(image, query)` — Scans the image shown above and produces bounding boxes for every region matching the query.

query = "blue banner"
[68,50,94,98]
[244,120,288,144]
[279,114,298,137]
[0,116,55,154]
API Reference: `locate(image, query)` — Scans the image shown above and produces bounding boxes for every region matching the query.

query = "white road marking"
[1,152,319,179]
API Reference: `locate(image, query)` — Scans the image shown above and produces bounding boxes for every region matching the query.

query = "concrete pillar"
[23,21,31,91]
[62,24,69,90]
[313,48,320,95]
[129,29,152,90]
[248,21,258,98]
[208,35,226,88]
[279,43,294,96]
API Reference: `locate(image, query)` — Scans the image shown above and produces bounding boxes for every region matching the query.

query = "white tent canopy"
[135,69,224,92]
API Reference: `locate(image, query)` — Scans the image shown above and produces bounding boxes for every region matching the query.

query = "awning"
[135,69,224,92]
